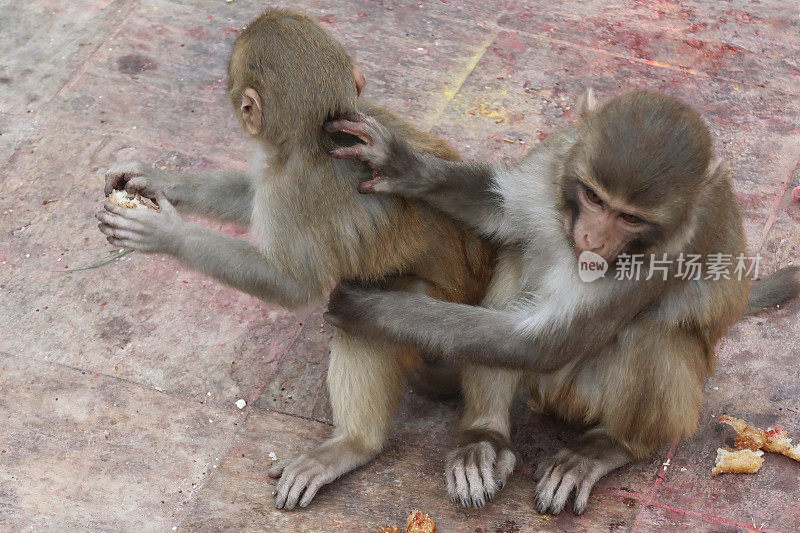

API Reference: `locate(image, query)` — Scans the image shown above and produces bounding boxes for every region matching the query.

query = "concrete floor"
[1,0,799,531]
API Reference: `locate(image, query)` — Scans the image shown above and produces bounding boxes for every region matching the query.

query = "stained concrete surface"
[1,0,799,531]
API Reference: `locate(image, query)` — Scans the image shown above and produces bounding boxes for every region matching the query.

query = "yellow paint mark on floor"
[470,98,508,124]
[430,29,499,124]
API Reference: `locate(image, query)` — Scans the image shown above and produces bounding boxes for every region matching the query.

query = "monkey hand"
[325,113,426,196]
[96,192,186,254]
[324,281,384,333]
[104,161,173,202]
[446,430,516,508]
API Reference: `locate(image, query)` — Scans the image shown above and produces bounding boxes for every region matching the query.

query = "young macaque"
[96,9,493,510]
[324,90,800,514]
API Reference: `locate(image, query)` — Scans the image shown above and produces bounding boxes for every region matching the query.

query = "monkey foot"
[445,441,516,508]
[533,445,629,515]
[267,437,377,510]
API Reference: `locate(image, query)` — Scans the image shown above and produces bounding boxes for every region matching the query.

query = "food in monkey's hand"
[380,510,436,533]
[108,189,156,210]
[711,447,764,475]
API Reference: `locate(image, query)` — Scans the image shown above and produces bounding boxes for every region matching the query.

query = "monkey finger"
[103,200,138,218]
[573,469,603,515]
[494,448,516,491]
[104,166,140,196]
[534,460,566,513]
[154,192,177,214]
[324,120,373,145]
[125,177,151,196]
[549,471,578,515]
[98,211,142,231]
[268,460,288,479]
[450,455,471,507]
[444,464,458,504]
[298,479,324,508]
[106,236,129,248]
[283,472,311,510]
[357,176,392,194]
[96,211,127,228]
[476,445,497,501]
[329,145,366,160]
[464,453,488,508]
[97,224,134,241]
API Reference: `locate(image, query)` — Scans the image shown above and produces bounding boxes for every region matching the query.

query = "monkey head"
[228,10,366,147]
[560,90,713,264]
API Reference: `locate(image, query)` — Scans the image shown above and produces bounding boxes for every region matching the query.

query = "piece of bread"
[404,510,436,533]
[108,189,155,210]
[718,415,767,451]
[380,510,436,533]
[764,427,800,462]
[718,415,800,463]
[711,447,764,476]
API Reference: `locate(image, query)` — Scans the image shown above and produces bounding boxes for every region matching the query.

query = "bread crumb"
[718,415,766,451]
[381,510,436,533]
[764,427,800,462]
[109,189,155,210]
[711,447,764,475]
[404,510,436,533]
[235,399,246,409]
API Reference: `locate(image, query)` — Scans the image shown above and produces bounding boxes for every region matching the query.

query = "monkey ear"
[352,66,366,97]
[576,88,599,118]
[241,87,263,135]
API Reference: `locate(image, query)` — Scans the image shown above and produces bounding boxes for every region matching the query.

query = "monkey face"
[571,182,653,263]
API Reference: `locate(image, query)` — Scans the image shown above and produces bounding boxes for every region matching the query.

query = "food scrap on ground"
[380,510,436,533]
[713,415,800,475]
[712,447,764,476]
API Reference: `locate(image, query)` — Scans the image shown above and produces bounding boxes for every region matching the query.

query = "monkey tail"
[743,266,800,316]
[409,355,462,400]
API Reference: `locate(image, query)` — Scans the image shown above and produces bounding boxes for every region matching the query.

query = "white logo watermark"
[578,252,761,283]
[578,251,609,282]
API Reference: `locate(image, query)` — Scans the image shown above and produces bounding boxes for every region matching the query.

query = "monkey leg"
[269,330,414,510]
[534,327,705,515]
[445,364,521,508]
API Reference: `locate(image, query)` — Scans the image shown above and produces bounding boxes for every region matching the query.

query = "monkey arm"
[174,224,318,309]
[325,284,635,373]
[157,170,254,224]
[105,162,253,224]
[327,115,529,243]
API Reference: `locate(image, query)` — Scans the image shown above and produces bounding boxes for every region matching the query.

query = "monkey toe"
[446,441,507,508]
[267,462,285,478]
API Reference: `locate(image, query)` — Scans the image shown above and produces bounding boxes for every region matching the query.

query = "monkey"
[95,9,494,510]
[323,89,800,515]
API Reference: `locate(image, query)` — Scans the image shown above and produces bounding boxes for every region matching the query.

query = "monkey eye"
[620,212,643,225]
[584,187,603,206]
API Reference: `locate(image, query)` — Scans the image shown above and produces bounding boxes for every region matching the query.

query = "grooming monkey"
[325,90,800,514]
[96,9,493,510]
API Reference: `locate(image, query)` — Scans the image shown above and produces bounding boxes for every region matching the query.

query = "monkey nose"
[582,233,605,252]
